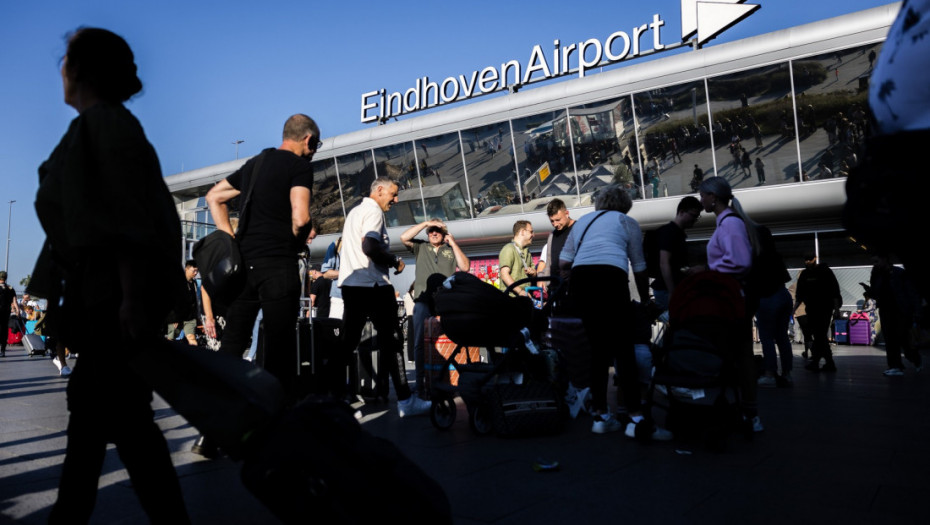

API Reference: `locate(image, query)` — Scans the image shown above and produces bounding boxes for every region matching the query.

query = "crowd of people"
[16,2,930,520]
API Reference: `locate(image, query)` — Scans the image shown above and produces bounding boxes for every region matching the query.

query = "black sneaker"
[821,362,837,372]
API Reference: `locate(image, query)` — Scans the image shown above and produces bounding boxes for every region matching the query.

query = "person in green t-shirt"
[499,220,536,296]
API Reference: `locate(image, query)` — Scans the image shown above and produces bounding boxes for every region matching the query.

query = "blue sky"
[0,0,896,287]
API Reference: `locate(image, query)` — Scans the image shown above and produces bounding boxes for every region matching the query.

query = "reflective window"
[336,151,376,217]
[567,95,637,206]
[310,157,344,234]
[374,142,423,227]
[461,121,521,217]
[793,43,879,180]
[413,132,471,222]
[706,63,797,189]
[512,110,576,212]
[632,81,713,200]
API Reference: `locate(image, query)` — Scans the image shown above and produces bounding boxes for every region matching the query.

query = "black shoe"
[804,362,821,372]
[821,362,837,373]
[190,435,219,459]
[801,350,809,360]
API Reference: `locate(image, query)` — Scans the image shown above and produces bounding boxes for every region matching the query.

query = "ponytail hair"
[699,177,761,256]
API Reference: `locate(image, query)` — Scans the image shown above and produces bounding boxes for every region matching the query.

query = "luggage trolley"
[428,274,561,436]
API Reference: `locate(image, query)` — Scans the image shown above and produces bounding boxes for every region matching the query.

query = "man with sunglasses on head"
[195,114,319,457]
[400,218,469,398]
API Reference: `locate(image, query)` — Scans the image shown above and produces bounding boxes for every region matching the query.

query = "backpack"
[722,216,790,302]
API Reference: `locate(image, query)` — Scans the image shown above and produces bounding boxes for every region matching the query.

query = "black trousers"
[807,308,835,364]
[335,285,411,401]
[50,266,188,524]
[569,265,640,414]
[220,257,301,397]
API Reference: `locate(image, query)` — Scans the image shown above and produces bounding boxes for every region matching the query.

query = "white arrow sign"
[681,0,760,46]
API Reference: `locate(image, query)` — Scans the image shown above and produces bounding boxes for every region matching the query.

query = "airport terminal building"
[165,4,899,307]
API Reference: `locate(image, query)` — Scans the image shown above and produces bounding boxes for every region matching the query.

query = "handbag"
[193,152,266,306]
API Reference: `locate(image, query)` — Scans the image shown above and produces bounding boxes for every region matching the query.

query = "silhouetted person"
[795,254,842,373]
[870,254,923,375]
[32,28,189,523]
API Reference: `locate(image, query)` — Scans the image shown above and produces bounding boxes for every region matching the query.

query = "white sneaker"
[883,368,905,376]
[757,375,776,387]
[60,366,72,377]
[397,396,431,418]
[53,359,63,372]
[591,414,622,434]
[624,419,674,441]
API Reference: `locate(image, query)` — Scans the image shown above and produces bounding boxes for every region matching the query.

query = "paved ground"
[2,341,928,524]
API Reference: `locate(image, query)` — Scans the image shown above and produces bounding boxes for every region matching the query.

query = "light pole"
[232,139,244,159]
[4,200,14,273]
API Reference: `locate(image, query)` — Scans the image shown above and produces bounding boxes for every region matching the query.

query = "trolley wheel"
[468,403,493,435]
[430,395,457,430]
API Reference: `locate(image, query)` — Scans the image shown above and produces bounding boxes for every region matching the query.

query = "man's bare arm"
[290,186,311,237]
[205,179,240,236]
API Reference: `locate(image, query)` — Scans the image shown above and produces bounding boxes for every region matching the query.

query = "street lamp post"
[232,139,244,159]
[4,200,14,273]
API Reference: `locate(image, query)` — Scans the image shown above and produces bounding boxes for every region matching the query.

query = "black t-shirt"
[0,285,15,314]
[549,222,575,275]
[651,221,687,292]
[227,148,313,260]
[310,277,332,318]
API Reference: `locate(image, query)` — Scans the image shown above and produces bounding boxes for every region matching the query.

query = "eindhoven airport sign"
[360,1,760,123]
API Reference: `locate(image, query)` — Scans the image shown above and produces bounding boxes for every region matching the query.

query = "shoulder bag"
[193,152,266,306]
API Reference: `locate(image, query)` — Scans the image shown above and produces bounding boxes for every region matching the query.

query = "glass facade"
[173,39,877,236]
[632,81,712,199]
[462,121,520,216]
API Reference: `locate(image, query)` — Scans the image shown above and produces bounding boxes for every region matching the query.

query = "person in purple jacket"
[699,177,763,433]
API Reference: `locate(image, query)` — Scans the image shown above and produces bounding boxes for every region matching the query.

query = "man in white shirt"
[336,177,431,417]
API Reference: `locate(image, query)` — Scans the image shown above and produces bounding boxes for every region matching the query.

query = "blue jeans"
[757,287,793,374]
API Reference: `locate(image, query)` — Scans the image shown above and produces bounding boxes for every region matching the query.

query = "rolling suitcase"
[23,333,46,356]
[834,319,849,344]
[849,312,871,345]
[350,320,386,399]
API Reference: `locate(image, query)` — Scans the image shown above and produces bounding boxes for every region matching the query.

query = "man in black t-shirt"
[197,114,319,456]
[649,196,702,311]
[542,198,575,283]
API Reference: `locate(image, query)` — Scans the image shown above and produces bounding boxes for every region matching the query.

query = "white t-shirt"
[338,197,392,287]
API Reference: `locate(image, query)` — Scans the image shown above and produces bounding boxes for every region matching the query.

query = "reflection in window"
[793,43,878,181]
[632,82,713,199]
[336,151,376,218]
[706,64,796,189]
[413,132,471,222]
[568,96,638,206]
[310,158,344,234]
[375,142,422,227]
[461,121,521,217]
[512,110,576,211]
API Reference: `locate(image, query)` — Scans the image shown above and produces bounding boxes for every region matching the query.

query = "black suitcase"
[350,320,387,399]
